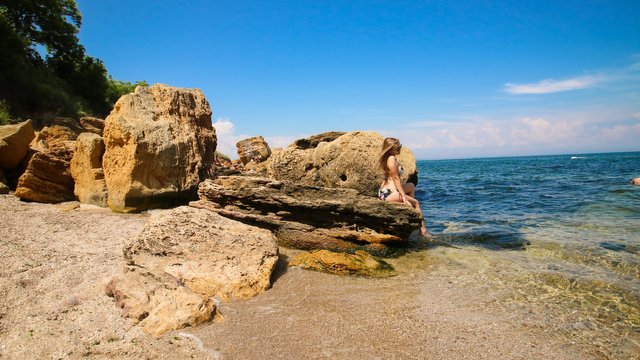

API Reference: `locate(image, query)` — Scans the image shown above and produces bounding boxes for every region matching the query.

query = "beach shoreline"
[0,195,595,359]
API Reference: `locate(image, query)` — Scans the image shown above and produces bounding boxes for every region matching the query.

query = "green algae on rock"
[289,250,396,277]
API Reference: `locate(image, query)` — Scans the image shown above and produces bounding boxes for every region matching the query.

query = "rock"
[264,131,417,196]
[14,149,75,203]
[70,133,108,207]
[632,177,640,186]
[79,116,105,135]
[292,131,345,150]
[31,125,78,153]
[102,84,217,212]
[0,119,35,169]
[0,168,8,194]
[194,176,423,256]
[14,123,78,203]
[236,136,271,165]
[290,250,396,277]
[30,116,84,133]
[106,206,278,335]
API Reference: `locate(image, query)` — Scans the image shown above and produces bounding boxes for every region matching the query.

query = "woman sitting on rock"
[378,137,429,237]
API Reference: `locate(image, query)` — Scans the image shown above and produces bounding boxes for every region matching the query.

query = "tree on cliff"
[0,0,142,119]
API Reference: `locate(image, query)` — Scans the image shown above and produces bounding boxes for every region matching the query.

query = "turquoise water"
[414,152,640,358]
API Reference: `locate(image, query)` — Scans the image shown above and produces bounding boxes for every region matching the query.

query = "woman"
[378,137,429,237]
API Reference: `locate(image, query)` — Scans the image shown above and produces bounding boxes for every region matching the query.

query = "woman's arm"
[387,156,411,206]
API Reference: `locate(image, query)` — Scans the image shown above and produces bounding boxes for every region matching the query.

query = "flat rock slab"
[106,206,279,335]
[195,176,422,256]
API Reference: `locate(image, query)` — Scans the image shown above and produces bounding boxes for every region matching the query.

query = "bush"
[0,100,12,125]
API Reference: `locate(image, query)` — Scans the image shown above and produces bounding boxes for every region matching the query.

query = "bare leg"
[402,182,416,198]
[386,192,429,237]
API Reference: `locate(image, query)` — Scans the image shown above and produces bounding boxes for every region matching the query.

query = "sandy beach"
[0,194,597,359]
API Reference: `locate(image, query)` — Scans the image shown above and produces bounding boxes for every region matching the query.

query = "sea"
[413,151,640,358]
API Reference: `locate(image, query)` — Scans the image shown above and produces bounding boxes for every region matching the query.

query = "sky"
[76,0,640,160]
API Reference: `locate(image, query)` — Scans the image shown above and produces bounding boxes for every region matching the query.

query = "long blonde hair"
[378,137,401,179]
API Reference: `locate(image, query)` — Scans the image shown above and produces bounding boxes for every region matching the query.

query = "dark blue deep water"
[416,152,640,252]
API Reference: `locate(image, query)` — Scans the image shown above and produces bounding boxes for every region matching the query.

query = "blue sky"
[76,0,640,159]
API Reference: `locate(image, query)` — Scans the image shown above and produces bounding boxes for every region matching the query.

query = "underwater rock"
[289,250,396,277]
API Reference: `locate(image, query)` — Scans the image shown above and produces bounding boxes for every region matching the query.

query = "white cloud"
[504,75,604,94]
[212,118,241,159]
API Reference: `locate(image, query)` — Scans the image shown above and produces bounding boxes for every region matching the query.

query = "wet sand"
[0,195,601,359]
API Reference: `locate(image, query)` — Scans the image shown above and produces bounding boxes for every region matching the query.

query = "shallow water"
[410,151,640,358]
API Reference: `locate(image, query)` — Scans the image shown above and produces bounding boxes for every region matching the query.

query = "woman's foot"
[420,227,430,238]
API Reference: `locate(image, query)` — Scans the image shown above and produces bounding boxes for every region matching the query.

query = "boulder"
[289,250,396,277]
[30,116,84,133]
[0,119,35,169]
[236,136,271,165]
[102,84,217,212]
[14,149,75,203]
[292,131,345,150]
[632,177,640,186]
[0,168,8,194]
[31,125,78,153]
[263,131,417,196]
[194,176,423,256]
[70,133,108,207]
[106,206,279,335]
[79,116,105,135]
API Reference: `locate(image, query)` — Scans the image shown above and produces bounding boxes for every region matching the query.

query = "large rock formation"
[289,250,396,277]
[262,131,417,196]
[70,133,108,207]
[79,116,105,135]
[236,136,271,165]
[194,176,423,256]
[102,84,217,212]
[14,125,79,203]
[31,125,78,153]
[0,120,35,169]
[14,149,75,203]
[106,206,279,335]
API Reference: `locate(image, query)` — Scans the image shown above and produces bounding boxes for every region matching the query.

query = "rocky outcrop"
[292,131,345,150]
[194,176,423,256]
[236,136,271,165]
[290,250,396,277]
[31,125,78,153]
[70,133,108,207]
[14,149,75,203]
[632,177,640,186]
[79,116,105,135]
[102,84,217,213]
[15,124,78,203]
[0,120,35,169]
[263,131,417,196]
[106,206,279,335]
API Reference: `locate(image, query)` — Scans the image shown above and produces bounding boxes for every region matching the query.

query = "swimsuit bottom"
[378,188,395,200]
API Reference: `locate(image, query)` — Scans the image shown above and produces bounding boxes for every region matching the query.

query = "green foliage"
[106,77,148,106]
[0,100,11,125]
[0,0,145,118]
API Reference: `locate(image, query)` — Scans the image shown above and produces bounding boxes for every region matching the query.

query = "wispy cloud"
[504,75,605,94]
